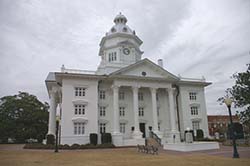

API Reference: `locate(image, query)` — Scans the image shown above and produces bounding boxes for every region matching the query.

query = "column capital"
[131,86,140,92]
[150,87,158,93]
[111,85,120,90]
[166,87,175,93]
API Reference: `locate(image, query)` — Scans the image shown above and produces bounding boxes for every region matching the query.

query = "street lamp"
[55,116,60,153]
[224,98,239,158]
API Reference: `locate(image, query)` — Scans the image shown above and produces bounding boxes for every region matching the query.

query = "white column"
[168,88,177,132]
[48,91,57,136]
[112,85,120,134]
[150,87,159,132]
[132,86,140,133]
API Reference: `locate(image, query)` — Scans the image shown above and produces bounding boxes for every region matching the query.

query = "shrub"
[46,134,55,145]
[59,144,70,149]
[37,134,44,143]
[196,129,204,139]
[70,143,80,149]
[101,133,112,144]
[90,133,98,145]
[23,143,54,149]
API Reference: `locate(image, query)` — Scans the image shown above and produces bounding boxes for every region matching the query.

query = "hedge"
[101,133,112,144]
[23,143,115,150]
[46,134,55,145]
[90,133,98,145]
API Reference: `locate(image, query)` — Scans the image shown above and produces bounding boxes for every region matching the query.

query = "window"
[139,107,144,117]
[157,107,160,116]
[189,92,197,100]
[99,90,106,100]
[75,87,85,97]
[100,123,106,134]
[74,104,85,115]
[108,52,117,62]
[74,122,85,135]
[158,123,160,131]
[99,106,106,117]
[119,107,125,116]
[120,123,126,133]
[191,106,198,115]
[119,91,125,100]
[156,93,159,101]
[138,92,144,101]
[192,121,200,130]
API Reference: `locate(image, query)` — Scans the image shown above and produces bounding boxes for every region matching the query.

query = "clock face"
[123,48,130,55]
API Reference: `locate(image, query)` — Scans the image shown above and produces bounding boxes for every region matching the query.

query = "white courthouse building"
[46,13,211,146]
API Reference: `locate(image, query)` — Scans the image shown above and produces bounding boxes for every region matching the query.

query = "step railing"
[149,131,161,145]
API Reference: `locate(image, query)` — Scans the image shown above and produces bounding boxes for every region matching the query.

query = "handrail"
[150,131,161,145]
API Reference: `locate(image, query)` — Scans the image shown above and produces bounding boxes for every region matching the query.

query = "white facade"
[45,13,211,146]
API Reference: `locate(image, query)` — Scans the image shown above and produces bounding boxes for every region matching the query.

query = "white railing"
[178,75,206,82]
[61,65,96,75]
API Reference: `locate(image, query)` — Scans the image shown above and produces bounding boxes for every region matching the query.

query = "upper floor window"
[157,107,160,116]
[119,107,125,116]
[75,87,85,97]
[189,92,197,100]
[109,52,117,62]
[156,93,159,101]
[138,92,144,101]
[99,90,106,100]
[192,121,200,130]
[191,106,198,115]
[100,123,106,134]
[74,104,85,115]
[74,122,85,135]
[139,107,144,117]
[120,123,126,133]
[119,91,125,100]
[99,106,106,117]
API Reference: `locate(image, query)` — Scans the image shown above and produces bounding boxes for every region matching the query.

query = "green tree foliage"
[231,64,250,128]
[0,92,49,143]
[218,64,250,134]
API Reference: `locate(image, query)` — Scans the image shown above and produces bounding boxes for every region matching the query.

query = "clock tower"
[96,13,143,74]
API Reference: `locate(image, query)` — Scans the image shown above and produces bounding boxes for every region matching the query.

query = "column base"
[132,131,143,139]
[163,131,181,144]
[112,132,123,146]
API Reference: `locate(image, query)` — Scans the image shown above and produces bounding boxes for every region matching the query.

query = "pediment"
[110,58,179,80]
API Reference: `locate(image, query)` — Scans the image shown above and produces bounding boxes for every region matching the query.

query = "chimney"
[157,59,163,68]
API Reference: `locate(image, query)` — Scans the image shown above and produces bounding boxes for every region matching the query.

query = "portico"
[111,79,180,143]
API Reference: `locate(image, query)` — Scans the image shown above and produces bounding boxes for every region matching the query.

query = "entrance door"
[139,123,146,138]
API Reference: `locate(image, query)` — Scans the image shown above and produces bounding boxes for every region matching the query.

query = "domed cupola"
[107,13,134,36]
[97,13,143,75]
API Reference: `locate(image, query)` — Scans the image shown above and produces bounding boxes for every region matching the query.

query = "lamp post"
[55,116,60,153]
[224,98,239,158]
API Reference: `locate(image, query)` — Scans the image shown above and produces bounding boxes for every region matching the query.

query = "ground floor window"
[100,123,106,134]
[192,121,200,130]
[120,123,126,133]
[74,122,85,135]
[158,123,160,131]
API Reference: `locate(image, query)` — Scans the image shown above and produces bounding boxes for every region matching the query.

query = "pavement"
[160,144,250,158]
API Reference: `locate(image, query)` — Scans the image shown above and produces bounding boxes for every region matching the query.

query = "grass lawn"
[0,148,250,166]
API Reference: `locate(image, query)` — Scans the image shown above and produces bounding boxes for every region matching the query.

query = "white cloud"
[0,0,249,115]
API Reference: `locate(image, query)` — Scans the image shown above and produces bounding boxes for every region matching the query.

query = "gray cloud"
[0,0,249,115]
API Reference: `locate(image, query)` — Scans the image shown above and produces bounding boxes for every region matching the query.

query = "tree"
[0,92,49,143]
[218,64,250,135]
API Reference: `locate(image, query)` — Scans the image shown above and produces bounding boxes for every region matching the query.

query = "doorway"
[139,123,146,138]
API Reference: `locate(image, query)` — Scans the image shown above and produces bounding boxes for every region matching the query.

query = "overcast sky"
[0,0,249,115]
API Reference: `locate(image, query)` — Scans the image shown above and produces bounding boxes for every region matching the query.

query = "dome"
[107,13,135,36]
